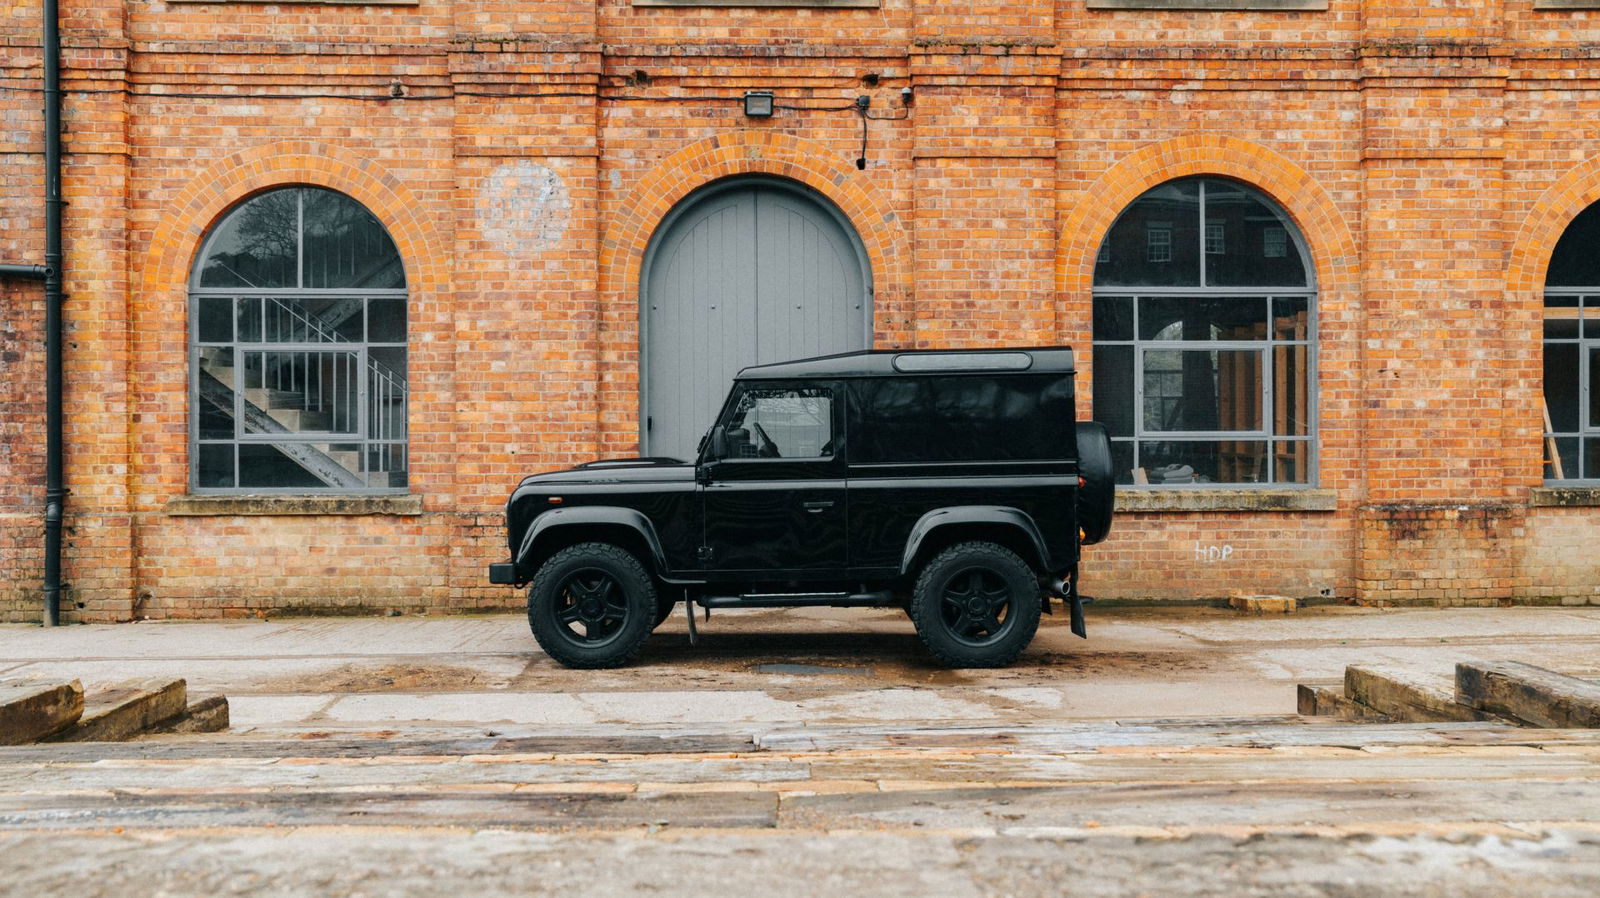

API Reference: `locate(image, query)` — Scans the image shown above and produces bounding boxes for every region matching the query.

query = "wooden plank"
[1344,666,1489,724]
[1296,684,1389,721]
[0,681,82,746]
[47,679,187,743]
[1457,661,1600,728]
[0,789,779,831]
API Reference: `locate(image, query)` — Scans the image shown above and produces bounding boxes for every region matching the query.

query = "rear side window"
[849,374,1073,463]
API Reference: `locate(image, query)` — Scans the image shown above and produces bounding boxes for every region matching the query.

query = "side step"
[697,591,896,609]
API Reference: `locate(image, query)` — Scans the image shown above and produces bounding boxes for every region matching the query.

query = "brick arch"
[599,130,908,302]
[1502,157,1600,489]
[133,141,450,507]
[1055,135,1359,487]
[595,130,910,455]
[1058,135,1357,300]
[1507,159,1600,296]
[142,140,447,297]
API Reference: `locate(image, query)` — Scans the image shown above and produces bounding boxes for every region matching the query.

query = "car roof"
[736,347,1075,381]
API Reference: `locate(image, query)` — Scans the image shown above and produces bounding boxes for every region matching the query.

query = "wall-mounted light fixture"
[743,90,774,118]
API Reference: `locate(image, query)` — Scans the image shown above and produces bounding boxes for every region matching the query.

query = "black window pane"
[1093,345,1135,438]
[1585,438,1600,482]
[1110,439,1136,486]
[196,189,300,289]
[1589,349,1600,432]
[238,297,263,342]
[1135,439,1268,484]
[197,386,234,440]
[1203,181,1309,287]
[1548,436,1578,481]
[1274,441,1311,484]
[238,443,337,489]
[196,444,234,488]
[1274,296,1311,340]
[1139,296,1267,341]
[368,297,407,343]
[197,297,233,343]
[1092,295,1133,341]
[1093,180,1200,287]
[1143,349,1263,433]
[1548,202,1600,287]
[1546,343,1580,432]
[1274,343,1311,437]
[301,188,406,289]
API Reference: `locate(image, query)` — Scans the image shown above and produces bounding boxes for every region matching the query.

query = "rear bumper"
[487,562,519,585]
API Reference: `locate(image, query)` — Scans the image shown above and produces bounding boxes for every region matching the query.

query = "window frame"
[188,187,409,496]
[1541,288,1600,484]
[1092,178,1318,489]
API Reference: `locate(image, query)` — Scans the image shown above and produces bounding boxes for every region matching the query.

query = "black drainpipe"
[1,0,65,626]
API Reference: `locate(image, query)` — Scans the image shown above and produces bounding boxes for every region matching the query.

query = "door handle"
[803,500,835,513]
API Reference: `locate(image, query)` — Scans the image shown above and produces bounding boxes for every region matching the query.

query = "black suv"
[488,347,1114,668]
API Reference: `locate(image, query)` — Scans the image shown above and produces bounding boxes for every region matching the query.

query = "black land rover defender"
[488,347,1115,668]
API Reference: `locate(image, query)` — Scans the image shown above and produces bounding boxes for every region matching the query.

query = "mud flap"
[1069,590,1087,639]
[1066,571,1088,640]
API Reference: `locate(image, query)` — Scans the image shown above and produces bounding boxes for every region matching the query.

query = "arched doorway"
[640,176,872,458]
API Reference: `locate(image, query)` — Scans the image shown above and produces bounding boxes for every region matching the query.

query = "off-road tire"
[527,542,656,669]
[910,541,1041,668]
[1076,421,1115,545]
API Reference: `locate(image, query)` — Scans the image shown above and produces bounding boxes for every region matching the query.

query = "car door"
[701,381,847,579]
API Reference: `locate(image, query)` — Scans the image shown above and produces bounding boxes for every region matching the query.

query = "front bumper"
[487,562,518,585]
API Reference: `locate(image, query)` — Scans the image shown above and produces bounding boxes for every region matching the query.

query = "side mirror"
[708,426,728,461]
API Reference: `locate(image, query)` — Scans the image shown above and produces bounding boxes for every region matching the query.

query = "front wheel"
[910,541,1041,668]
[527,542,656,669]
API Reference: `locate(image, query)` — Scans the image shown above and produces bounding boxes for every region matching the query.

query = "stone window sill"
[1086,0,1326,9]
[1530,487,1600,508]
[167,495,424,516]
[1116,488,1337,513]
[1535,1,1600,9]
[633,0,878,6]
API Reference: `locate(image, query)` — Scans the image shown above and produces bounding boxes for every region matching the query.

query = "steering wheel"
[752,422,781,458]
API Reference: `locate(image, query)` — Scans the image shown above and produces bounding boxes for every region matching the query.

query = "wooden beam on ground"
[1344,666,1489,723]
[47,679,187,743]
[1296,684,1389,721]
[1456,661,1600,728]
[0,681,83,745]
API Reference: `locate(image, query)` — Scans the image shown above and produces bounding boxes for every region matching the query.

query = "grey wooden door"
[643,179,869,458]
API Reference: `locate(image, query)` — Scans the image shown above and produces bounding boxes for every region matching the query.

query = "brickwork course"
[4,0,1600,622]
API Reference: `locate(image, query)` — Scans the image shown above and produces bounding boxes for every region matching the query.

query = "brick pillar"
[1355,18,1525,605]
[448,44,603,609]
[909,45,1059,349]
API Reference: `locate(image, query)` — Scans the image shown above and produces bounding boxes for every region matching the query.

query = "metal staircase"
[196,296,407,489]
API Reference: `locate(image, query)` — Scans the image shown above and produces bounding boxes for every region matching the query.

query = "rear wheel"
[527,542,656,669]
[910,541,1041,668]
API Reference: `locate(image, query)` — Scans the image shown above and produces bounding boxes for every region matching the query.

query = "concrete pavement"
[3,605,1600,733]
[4,605,1600,895]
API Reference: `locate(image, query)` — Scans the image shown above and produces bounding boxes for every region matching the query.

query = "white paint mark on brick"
[479,161,570,257]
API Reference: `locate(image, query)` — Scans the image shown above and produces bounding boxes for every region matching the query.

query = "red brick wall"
[6,0,1600,621]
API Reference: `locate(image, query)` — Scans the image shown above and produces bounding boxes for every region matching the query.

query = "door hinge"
[647,416,653,432]
[697,546,714,563]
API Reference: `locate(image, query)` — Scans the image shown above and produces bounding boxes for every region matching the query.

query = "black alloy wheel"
[910,541,1041,668]
[527,542,656,669]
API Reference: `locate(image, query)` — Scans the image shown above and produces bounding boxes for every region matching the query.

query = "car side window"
[722,386,834,460]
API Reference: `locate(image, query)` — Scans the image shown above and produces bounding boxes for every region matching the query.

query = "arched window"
[1092,177,1315,486]
[190,187,408,492]
[1541,202,1600,482]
